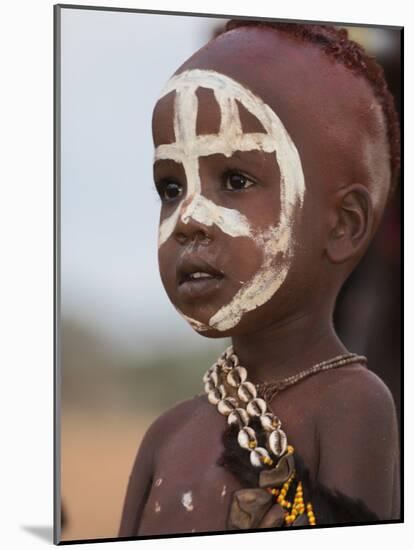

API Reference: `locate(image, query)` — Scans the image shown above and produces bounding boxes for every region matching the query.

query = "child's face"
[152,68,307,336]
[151,28,384,337]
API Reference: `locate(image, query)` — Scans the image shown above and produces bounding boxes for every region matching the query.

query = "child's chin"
[189,318,243,339]
[182,315,233,338]
[192,326,230,339]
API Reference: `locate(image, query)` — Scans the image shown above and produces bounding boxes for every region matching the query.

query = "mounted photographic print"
[54,4,403,544]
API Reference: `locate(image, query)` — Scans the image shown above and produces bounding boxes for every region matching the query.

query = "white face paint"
[155,69,305,332]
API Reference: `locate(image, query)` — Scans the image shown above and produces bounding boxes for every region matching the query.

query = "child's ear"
[325,183,374,264]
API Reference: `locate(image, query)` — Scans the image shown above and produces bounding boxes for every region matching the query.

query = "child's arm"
[316,368,400,520]
[118,417,160,537]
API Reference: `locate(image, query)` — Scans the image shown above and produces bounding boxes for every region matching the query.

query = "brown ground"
[60,407,155,542]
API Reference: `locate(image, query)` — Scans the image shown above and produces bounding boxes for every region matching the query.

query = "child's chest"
[138,394,319,536]
[137,402,242,535]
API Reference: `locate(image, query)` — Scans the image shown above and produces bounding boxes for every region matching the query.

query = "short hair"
[216,20,401,205]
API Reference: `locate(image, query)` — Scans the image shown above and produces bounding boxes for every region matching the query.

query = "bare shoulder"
[142,393,208,447]
[316,363,398,428]
[314,363,400,519]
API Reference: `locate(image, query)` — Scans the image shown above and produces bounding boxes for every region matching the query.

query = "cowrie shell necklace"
[203,345,367,469]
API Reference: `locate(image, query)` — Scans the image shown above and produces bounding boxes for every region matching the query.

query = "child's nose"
[174,195,214,245]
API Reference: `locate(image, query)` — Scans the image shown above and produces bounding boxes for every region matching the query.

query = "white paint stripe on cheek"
[158,206,180,247]
[181,195,252,238]
[209,224,291,331]
[158,195,252,246]
[179,311,211,332]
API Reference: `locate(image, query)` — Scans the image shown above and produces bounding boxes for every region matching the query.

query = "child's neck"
[231,305,348,384]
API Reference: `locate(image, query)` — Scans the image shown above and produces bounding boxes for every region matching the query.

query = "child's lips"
[176,256,225,300]
[178,275,225,300]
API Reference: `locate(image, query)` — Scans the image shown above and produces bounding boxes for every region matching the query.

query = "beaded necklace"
[202,345,367,528]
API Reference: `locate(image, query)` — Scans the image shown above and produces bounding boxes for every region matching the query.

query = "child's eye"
[223,171,256,191]
[156,180,184,202]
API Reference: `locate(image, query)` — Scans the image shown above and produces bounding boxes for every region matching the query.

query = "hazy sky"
[60,8,229,354]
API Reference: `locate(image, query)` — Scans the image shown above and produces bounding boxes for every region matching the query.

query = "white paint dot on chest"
[154,500,161,513]
[181,491,194,512]
[154,477,163,487]
[221,485,227,498]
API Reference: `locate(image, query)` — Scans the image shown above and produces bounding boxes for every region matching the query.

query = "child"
[118,20,400,536]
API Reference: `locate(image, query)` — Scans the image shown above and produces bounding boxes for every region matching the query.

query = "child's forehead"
[152,85,269,148]
[152,27,375,137]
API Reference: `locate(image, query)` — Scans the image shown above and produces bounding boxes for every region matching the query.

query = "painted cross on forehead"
[154,69,306,332]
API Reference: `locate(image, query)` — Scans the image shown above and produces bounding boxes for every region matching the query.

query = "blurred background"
[58,8,402,542]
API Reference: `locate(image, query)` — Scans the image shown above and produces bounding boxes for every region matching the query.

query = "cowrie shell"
[208,387,222,405]
[210,370,220,386]
[202,370,211,384]
[246,398,267,417]
[268,429,287,457]
[227,407,249,427]
[204,380,215,393]
[217,384,227,398]
[226,366,248,387]
[260,413,281,432]
[217,397,238,416]
[202,363,220,384]
[237,426,257,449]
[250,447,271,468]
[224,345,234,359]
[237,381,257,402]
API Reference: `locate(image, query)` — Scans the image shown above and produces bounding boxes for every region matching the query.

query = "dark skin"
[118,28,399,537]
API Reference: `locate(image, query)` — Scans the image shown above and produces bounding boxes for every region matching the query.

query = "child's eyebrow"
[229,150,266,169]
[153,159,184,179]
